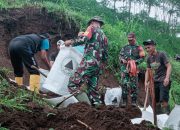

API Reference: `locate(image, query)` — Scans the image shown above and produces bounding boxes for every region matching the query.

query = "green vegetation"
[0,68,49,113]
[0,127,9,130]
[0,0,179,109]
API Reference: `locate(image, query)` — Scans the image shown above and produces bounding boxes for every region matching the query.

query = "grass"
[0,68,49,113]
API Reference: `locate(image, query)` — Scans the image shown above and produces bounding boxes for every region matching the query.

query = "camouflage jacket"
[119,44,145,65]
[73,26,108,68]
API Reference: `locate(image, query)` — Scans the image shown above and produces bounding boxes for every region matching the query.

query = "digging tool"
[31,65,47,78]
[44,84,91,108]
[141,82,154,122]
[54,90,81,108]
[143,82,149,111]
[148,69,157,125]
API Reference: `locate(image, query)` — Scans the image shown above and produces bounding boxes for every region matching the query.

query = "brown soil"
[0,101,159,130]
[0,80,157,130]
[0,7,151,130]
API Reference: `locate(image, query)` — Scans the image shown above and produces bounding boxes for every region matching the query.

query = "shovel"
[54,90,80,108]
[142,82,154,122]
[143,83,149,111]
[31,65,47,78]
[44,89,91,108]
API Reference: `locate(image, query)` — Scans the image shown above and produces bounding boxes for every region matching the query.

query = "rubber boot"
[15,77,23,86]
[29,74,40,93]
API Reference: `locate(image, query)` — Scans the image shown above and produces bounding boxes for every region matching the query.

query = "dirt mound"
[0,6,79,85]
[0,101,159,130]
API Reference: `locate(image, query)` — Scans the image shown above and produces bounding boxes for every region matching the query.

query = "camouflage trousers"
[120,65,138,101]
[68,65,102,105]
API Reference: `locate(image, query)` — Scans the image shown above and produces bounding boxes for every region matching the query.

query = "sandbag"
[39,68,49,92]
[43,47,83,95]
[164,104,180,130]
[44,95,78,108]
[104,87,122,107]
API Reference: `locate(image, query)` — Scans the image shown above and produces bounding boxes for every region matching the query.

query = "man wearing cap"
[64,16,108,107]
[143,39,171,113]
[8,33,52,93]
[119,32,145,107]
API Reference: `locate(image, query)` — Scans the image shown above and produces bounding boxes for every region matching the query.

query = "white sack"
[164,104,180,130]
[43,47,83,95]
[104,87,122,107]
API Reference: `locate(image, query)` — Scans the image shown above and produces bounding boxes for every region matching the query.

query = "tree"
[143,0,160,15]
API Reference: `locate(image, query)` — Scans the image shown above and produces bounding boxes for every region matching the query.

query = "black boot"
[131,97,137,107]
[121,97,127,107]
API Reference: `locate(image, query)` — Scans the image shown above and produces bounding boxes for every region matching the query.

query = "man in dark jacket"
[8,33,52,93]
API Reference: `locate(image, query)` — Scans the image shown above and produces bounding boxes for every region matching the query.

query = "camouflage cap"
[87,16,104,26]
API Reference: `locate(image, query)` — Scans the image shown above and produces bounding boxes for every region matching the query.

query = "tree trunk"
[128,0,132,21]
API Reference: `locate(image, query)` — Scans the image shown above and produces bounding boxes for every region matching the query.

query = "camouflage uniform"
[119,44,145,103]
[68,25,108,105]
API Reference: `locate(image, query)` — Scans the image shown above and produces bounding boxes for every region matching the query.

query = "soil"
[0,78,157,130]
[0,7,152,130]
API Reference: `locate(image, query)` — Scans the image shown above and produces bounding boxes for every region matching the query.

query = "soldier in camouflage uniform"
[64,16,108,106]
[119,32,145,106]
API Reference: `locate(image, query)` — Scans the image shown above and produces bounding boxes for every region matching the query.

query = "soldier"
[64,16,108,107]
[119,32,145,107]
[143,39,171,114]
[8,33,54,93]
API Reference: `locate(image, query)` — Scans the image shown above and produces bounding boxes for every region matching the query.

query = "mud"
[0,100,159,130]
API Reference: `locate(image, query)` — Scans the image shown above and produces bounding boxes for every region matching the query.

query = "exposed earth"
[0,7,155,130]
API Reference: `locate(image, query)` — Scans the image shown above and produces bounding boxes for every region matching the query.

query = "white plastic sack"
[157,114,169,129]
[104,87,122,107]
[44,95,78,108]
[164,104,180,130]
[137,106,169,129]
[131,118,144,124]
[131,114,168,129]
[39,68,49,92]
[43,47,83,95]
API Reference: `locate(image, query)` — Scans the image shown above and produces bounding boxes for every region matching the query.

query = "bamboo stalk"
[76,119,92,130]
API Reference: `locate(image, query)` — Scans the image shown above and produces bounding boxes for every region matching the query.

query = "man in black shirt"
[8,33,52,93]
[143,39,172,113]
